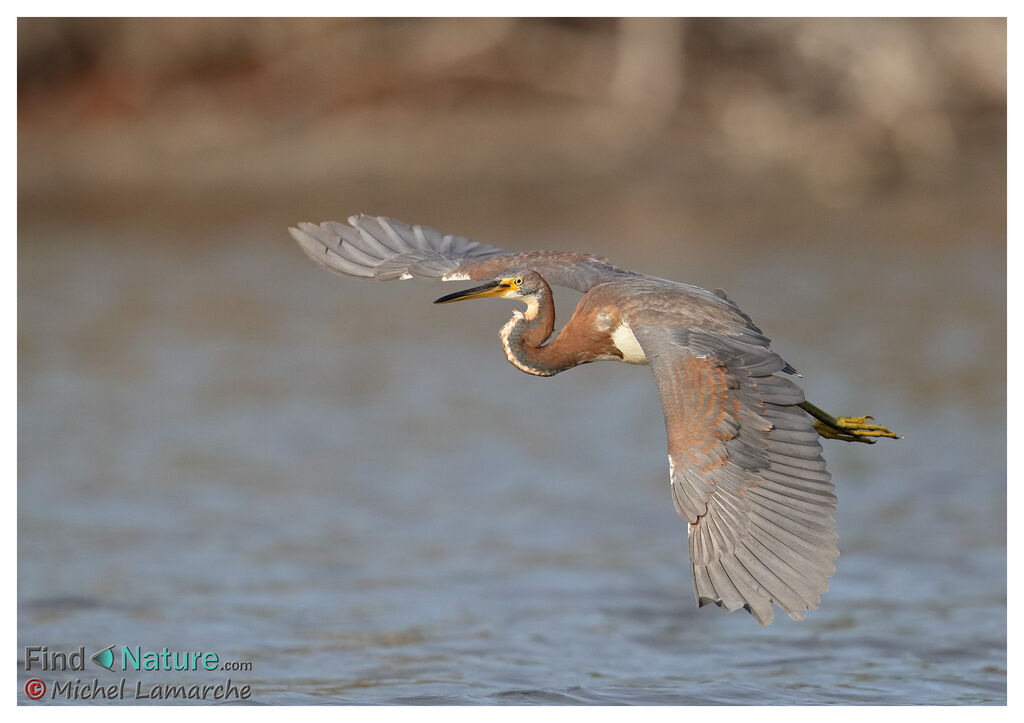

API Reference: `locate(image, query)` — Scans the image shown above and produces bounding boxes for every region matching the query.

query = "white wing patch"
[611,324,649,364]
[442,272,471,281]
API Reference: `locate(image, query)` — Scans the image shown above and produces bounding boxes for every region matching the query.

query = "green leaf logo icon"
[91,645,115,670]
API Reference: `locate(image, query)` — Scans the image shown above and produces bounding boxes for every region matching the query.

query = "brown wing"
[289,215,626,293]
[633,325,838,625]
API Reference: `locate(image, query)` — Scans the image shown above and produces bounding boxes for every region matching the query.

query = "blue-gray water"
[18,221,1005,704]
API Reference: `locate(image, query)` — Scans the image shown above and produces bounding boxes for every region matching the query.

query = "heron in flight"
[290,215,898,625]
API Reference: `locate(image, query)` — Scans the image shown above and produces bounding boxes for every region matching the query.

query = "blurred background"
[19,18,1005,704]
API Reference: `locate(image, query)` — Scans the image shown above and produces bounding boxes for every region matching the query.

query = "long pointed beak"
[434,280,506,304]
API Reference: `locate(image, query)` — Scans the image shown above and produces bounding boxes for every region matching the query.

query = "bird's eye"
[514,277,523,286]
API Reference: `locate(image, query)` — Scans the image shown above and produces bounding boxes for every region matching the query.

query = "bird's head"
[433,271,545,307]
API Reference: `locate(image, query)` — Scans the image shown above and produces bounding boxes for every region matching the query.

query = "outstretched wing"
[633,324,838,625]
[289,215,626,293]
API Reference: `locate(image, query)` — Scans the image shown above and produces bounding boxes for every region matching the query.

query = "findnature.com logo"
[22,644,254,702]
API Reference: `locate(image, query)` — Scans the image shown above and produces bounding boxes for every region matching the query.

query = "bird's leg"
[797,401,900,444]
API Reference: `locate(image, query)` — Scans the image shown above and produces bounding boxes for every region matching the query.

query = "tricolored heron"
[290,215,898,625]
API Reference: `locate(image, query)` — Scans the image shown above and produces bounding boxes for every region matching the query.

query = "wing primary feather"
[764,436,825,460]
[745,524,834,586]
[761,468,834,494]
[439,234,457,255]
[765,450,830,472]
[750,501,836,538]
[765,427,820,444]
[733,543,809,615]
[337,240,382,267]
[766,460,831,482]
[290,227,374,278]
[721,555,772,618]
[375,216,410,250]
[354,223,400,257]
[706,560,746,611]
[692,560,718,607]
[322,251,376,278]
[412,225,432,250]
[755,478,837,506]
[747,485,836,520]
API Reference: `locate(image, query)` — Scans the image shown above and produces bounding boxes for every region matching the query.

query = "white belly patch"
[611,324,648,364]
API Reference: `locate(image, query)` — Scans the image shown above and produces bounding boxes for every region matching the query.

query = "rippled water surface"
[18,220,1005,704]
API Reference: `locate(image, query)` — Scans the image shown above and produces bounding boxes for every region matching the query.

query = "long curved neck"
[499,278,583,377]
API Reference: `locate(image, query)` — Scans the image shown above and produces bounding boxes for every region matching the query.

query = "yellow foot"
[798,401,901,444]
[813,415,901,444]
